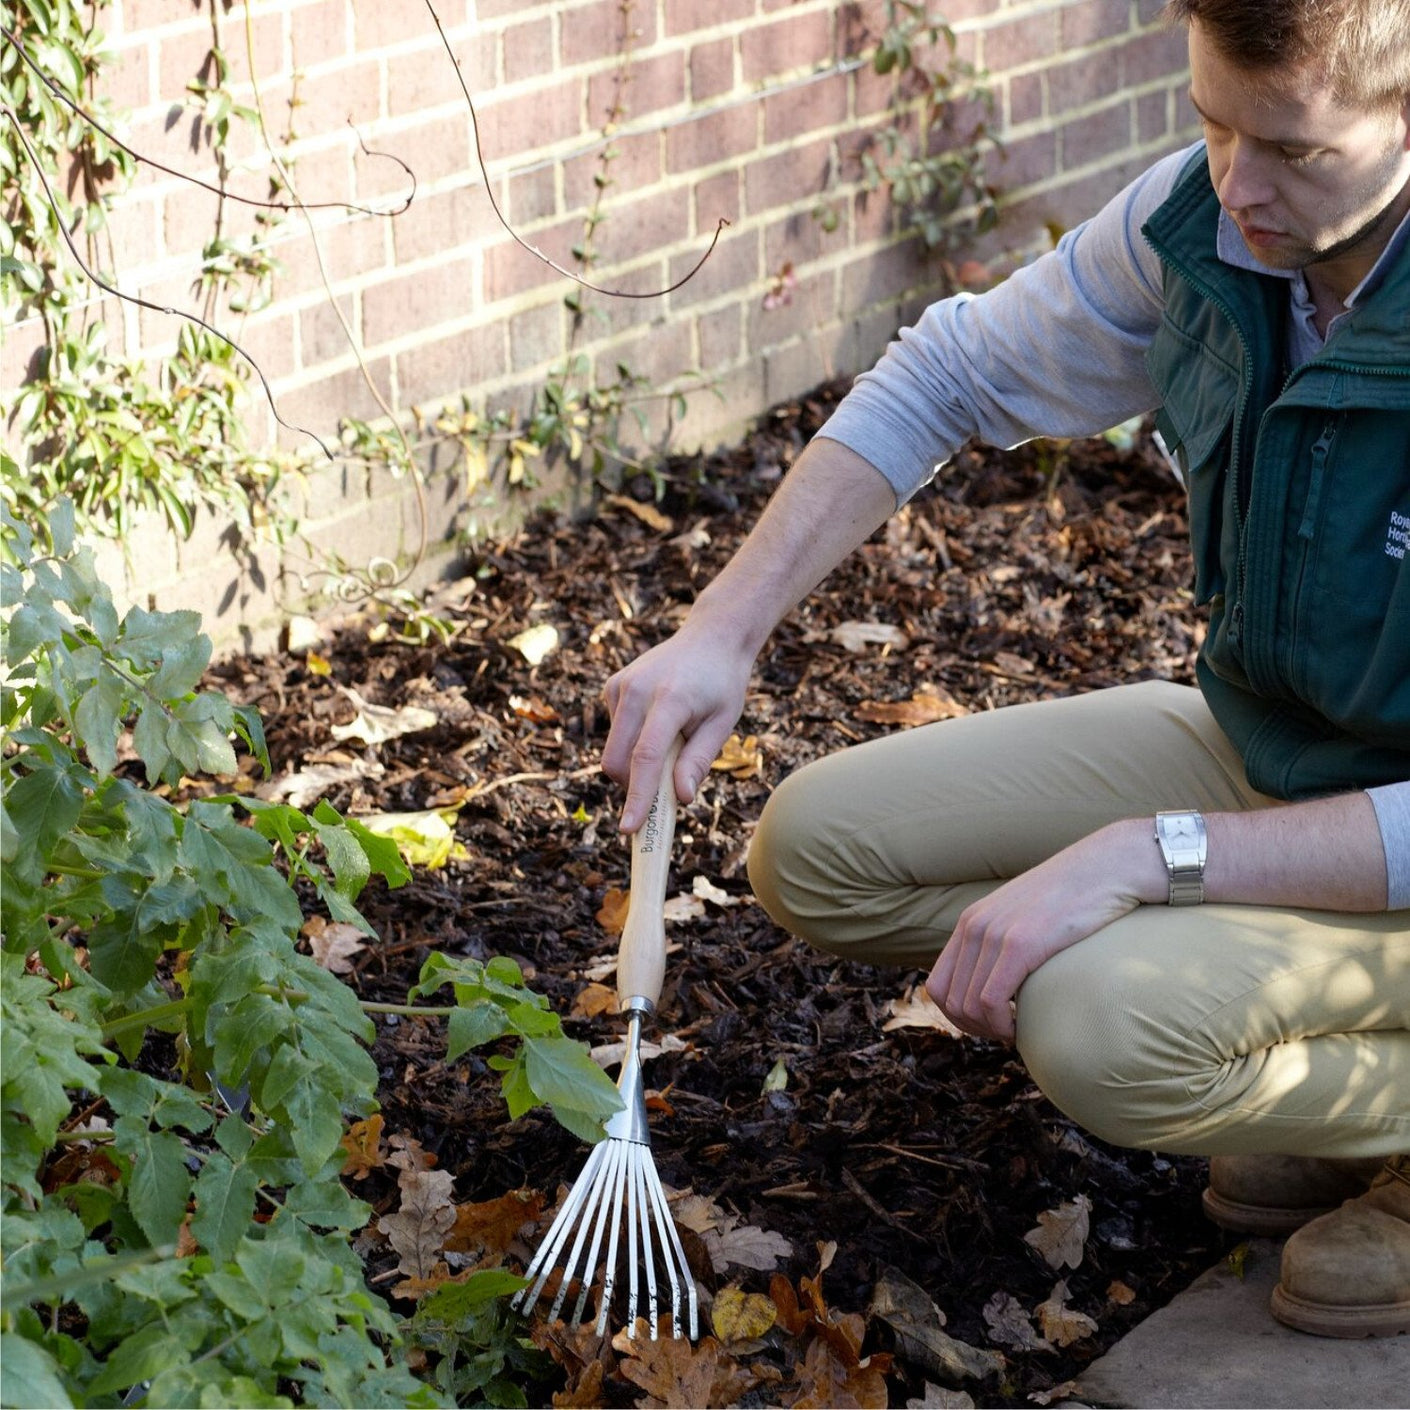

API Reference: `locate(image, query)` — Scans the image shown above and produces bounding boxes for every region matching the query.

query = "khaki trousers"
[747,681,1410,1157]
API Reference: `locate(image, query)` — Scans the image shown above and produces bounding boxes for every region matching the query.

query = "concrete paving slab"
[1071,1238,1410,1409]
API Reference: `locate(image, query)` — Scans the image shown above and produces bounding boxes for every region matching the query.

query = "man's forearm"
[1112,790,1391,913]
[683,435,897,656]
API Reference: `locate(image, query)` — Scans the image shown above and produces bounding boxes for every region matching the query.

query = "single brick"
[508,299,564,371]
[1048,49,1121,115]
[741,10,834,85]
[587,50,686,127]
[1062,101,1132,170]
[476,77,585,161]
[1009,70,1045,126]
[762,70,849,145]
[666,228,758,310]
[665,0,755,38]
[396,323,507,405]
[994,126,1058,188]
[362,255,475,346]
[563,130,662,212]
[295,59,383,139]
[502,16,555,85]
[689,37,735,104]
[666,103,758,174]
[981,11,1059,72]
[743,136,833,214]
[292,0,352,68]
[1060,0,1132,48]
[1122,26,1191,86]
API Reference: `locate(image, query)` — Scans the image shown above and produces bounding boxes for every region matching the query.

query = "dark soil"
[210,378,1223,1407]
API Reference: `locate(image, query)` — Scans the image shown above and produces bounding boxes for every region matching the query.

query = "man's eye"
[1280,147,1320,166]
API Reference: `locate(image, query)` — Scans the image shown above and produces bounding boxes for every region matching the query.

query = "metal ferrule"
[603,1009,652,1145]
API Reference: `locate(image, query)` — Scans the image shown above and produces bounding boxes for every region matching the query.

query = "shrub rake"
[513,742,699,1340]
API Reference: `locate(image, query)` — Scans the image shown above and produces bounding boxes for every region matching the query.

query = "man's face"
[1187,22,1410,288]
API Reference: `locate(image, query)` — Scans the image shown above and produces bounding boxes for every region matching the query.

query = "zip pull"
[1228,600,1244,646]
[1298,419,1339,541]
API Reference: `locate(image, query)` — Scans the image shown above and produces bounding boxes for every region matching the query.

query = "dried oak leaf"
[612,1324,722,1409]
[868,1265,1005,1385]
[907,1385,977,1409]
[392,1263,453,1302]
[982,1291,1052,1353]
[1106,1279,1137,1306]
[881,982,964,1037]
[445,1188,546,1256]
[1023,1194,1092,1271]
[302,916,366,975]
[605,494,674,533]
[533,1319,616,1405]
[509,692,559,723]
[787,1334,890,1409]
[703,1222,794,1274]
[387,1132,438,1171]
[378,1167,456,1280]
[1028,1379,1084,1406]
[1035,1281,1099,1348]
[340,1114,386,1180]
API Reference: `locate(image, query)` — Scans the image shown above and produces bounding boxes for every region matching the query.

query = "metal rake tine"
[641,1151,697,1339]
[632,1146,662,1339]
[515,1139,608,1318]
[568,1138,624,1328]
[549,1138,620,1325]
[595,1137,633,1336]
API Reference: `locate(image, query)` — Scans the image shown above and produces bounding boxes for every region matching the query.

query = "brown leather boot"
[1202,1154,1385,1235]
[1270,1157,1410,1338]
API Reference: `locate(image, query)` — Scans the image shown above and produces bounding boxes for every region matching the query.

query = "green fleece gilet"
[1141,158,1410,799]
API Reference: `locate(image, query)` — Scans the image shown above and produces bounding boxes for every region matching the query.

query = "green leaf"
[3,763,86,882]
[147,634,212,700]
[73,671,127,777]
[87,1321,184,1397]
[0,1333,74,1409]
[445,1000,511,1061]
[116,1123,192,1246]
[191,1150,259,1265]
[523,1035,624,1118]
[415,1269,528,1322]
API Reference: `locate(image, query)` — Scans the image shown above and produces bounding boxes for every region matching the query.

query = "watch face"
[1167,816,1197,839]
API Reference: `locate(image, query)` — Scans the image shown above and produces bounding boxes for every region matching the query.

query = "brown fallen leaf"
[868,1265,1005,1385]
[982,1291,1053,1353]
[340,1114,386,1180]
[1035,1280,1099,1348]
[302,916,366,975]
[881,982,964,1037]
[908,1384,977,1408]
[703,1222,794,1274]
[789,1333,890,1409]
[509,693,559,724]
[856,685,968,727]
[831,621,909,653]
[386,1133,438,1171]
[596,887,629,935]
[445,1188,545,1256]
[613,1323,720,1408]
[711,733,764,779]
[392,1263,453,1302]
[377,1167,456,1280]
[1028,1379,1083,1406]
[662,892,706,923]
[569,981,618,1019]
[1023,1194,1092,1271]
[1106,1278,1137,1306]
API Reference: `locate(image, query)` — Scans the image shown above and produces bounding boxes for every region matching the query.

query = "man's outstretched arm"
[602,436,896,834]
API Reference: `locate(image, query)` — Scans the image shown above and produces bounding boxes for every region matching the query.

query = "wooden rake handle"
[616,737,682,1013]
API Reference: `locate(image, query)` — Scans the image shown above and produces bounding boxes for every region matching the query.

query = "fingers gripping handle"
[617,738,682,1013]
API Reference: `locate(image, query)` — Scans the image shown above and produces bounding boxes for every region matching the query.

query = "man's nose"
[1217,138,1275,213]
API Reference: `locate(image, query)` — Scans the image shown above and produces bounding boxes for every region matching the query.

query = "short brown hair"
[1165,0,1410,109]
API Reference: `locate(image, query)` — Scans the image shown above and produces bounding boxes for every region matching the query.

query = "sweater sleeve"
[817,143,1201,505]
[1368,783,1410,911]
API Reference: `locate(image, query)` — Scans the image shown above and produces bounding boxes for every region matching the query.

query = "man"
[602,0,1410,1337]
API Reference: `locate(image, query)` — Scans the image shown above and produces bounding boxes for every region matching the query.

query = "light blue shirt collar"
[1215,199,1410,365]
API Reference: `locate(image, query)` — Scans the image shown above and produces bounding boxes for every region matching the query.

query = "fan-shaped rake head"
[512,1011,699,1340]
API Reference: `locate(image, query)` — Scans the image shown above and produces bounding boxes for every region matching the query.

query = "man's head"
[1167,0,1410,295]
[1165,0,1410,112]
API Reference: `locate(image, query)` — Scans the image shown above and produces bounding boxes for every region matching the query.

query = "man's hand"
[926,821,1165,1042]
[602,620,753,834]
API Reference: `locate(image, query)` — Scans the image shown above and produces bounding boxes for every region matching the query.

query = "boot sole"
[1270,1284,1410,1339]
[1201,1187,1335,1237]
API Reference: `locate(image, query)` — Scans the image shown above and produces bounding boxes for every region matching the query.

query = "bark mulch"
[210,377,1225,1407]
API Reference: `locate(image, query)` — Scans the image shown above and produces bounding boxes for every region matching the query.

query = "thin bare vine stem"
[420,0,729,299]
[239,3,430,598]
[0,22,416,219]
[2,97,336,460]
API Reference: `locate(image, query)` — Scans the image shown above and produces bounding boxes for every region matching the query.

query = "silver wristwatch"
[1154,810,1207,906]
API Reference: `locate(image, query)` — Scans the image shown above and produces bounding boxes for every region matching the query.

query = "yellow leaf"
[569,981,618,1019]
[596,886,629,935]
[711,733,763,780]
[762,1057,788,1093]
[605,493,674,533]
[357,808,464,869]
[711,1284,778,1344]
[306,650,332,676]
[856,686,968,727]
[340,1114,386,1180]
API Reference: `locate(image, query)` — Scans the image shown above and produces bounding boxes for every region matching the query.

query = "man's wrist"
[1155,809,1208,905]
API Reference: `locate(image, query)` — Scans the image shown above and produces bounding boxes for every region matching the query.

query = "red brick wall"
[24,0,1197,643]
